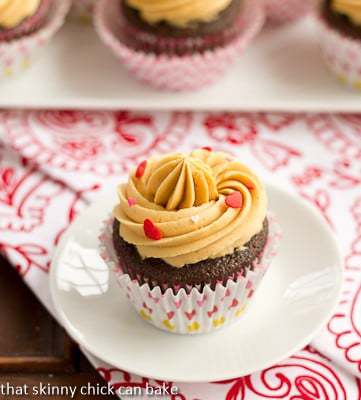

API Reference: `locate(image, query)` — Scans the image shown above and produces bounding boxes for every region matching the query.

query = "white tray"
[2,16,361,111]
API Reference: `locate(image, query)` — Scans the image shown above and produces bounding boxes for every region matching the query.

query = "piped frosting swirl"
[332,0,361,26]
[139,153,218,210]
[113,150,268,268]
[0,0,41,29]
[125,0,233,27]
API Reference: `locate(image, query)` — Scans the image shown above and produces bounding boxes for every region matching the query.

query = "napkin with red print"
[0,110,360,400]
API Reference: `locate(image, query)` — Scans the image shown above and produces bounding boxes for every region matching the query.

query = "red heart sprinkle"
[135,160,147,178]
[127,197,136,207]
[245,182,255,190]
[225,191,243,209]
[144,219,163,240]
[229,298,239,309]
[201,146,212,152]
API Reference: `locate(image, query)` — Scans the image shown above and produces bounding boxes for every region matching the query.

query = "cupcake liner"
[0,0,51,42]
[316,13,361,90]
[69,0,95,21]
[264,0,315,25]
[0,0,71,79]
[99,214,282,335]
[94,0,265,91]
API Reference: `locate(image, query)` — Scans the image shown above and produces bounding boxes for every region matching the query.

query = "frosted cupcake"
[100,150,281,334]
[317,0,361,89]
[94,0,265,90]
[0,0,51,42]
[121,0,245,55]
[0,0,70,78]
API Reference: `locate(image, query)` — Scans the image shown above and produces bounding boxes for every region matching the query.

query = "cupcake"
[0,0,51,42]
[264,0,315,25]
[100,150,281,335]
[317,0,361,89]
[94,0,265,90]
[0,0,70,78]
[121,0,244,55]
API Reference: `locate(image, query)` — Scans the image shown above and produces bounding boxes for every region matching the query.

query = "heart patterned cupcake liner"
[316,13,361,90]
[0,0,71,79]
[99,214,282,335]
[93,0,265,91]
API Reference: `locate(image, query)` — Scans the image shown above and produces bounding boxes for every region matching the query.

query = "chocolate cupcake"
[0,0,51,42]
[323,0,361,39]
[94,0,264,91]
[0,1,70,79]
[317,0,361,89]
[100,150,281,334]
[121,0,243,55]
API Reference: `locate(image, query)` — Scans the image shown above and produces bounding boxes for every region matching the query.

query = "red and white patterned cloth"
[0,110,360,399]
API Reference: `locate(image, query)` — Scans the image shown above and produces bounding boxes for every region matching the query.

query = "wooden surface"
[0,255,118,399]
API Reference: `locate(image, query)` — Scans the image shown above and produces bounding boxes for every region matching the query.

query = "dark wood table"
[0,255,118,399]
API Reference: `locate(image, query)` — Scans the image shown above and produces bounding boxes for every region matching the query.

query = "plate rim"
[49,182,344,382]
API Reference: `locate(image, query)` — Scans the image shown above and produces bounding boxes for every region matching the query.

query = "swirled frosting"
[0,0,41,29]
[113,150,268,268]
[125,0,233,27]
[332,0,361,26]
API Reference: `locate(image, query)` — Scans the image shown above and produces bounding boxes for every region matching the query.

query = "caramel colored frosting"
[332,0,361,25]
[125,0,233,27]
[113,150,268,268]
[0,0,41,28]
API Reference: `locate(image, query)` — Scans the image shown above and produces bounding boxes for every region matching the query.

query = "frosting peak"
[113,150,268,268]
[0,0,41,29]
[139,153,218,210]
[332,0,361,26]
[125,0,233,27]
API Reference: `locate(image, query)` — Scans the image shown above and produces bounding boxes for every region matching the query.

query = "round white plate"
[50,184,343,382]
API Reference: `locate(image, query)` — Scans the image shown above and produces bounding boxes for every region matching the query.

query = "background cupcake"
[0,0,51,42]
[94,0,265,91]
[264,0,315,25]
[121,0,245,55]
[0,0,71,79]
[317,0,361,89]
[100,150,281,334]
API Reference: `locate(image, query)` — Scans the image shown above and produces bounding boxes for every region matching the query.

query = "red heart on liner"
[185,310,197,320]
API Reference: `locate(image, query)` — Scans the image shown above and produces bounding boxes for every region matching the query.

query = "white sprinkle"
[191,215,200,223]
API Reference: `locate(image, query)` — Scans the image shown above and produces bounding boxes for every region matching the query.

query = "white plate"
[2,17,361,112]
[50,184,343,382]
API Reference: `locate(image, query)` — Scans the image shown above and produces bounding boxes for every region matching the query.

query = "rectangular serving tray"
[1,17,360,111]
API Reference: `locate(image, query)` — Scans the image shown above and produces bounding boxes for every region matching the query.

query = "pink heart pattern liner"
[99,213,282,335]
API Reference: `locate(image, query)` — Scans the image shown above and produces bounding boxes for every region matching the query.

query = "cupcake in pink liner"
[264,0,315,25]
[99,149,281,335]
[0,0,51,42]
[0,0,71,78]
[94,0,265,91]
[316,0,361,89]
